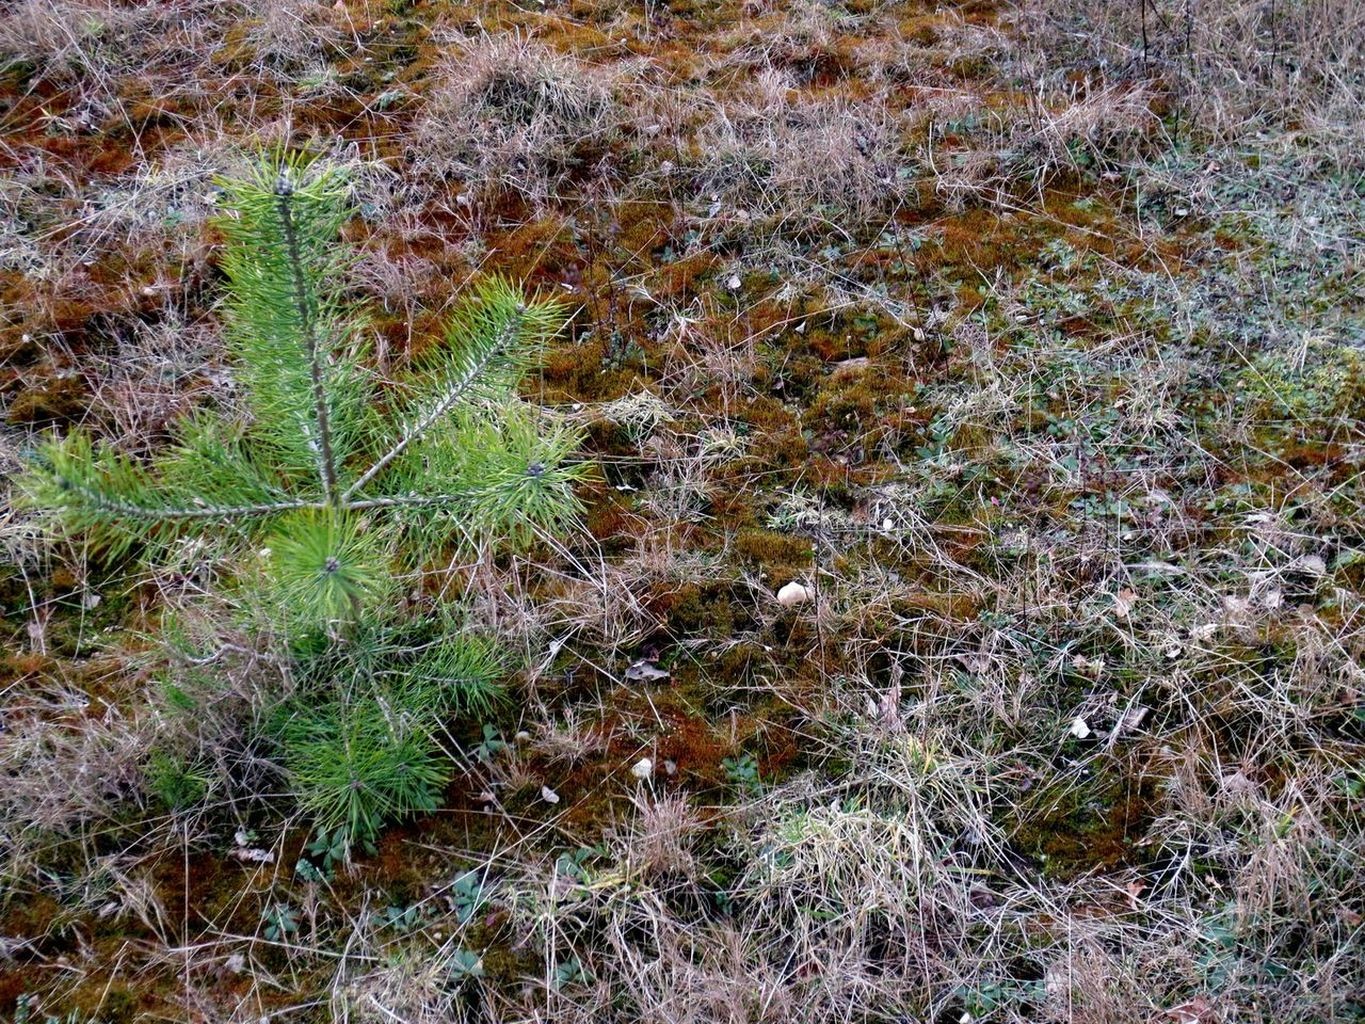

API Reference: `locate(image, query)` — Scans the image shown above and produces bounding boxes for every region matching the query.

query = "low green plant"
[298,825,350,881]
[552,955,589,990]
[722,752,762,794]
[554,844,603,883]
[14,995,103,1024]
[18,151,591,848]
[378,903,422,932]
[953,977,1046,1018]
[473,722,509,762]
[263,903,300,942]
[450,869,488,924]
[144,749,210,810]
[447,948,485,981]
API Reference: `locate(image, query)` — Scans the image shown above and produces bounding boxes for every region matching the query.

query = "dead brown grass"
[1015,0,1365,165]
[413,32,631,208]
[695,68,914,225]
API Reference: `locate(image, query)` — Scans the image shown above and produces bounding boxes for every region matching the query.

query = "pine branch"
[347,492,478,511]
[274,174,340,504]
[217,155,361,488]
[54,481,321,522]
[343,300,525,501]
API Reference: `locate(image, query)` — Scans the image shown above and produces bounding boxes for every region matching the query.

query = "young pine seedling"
[18,152,590,844]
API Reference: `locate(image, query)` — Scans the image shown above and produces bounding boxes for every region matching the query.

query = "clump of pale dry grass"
[613,790,703,879]
[240,0,351,73]
[1016,0,1365,166]
[1013,82,1167,182]
[414,33,629,207]
[928,81,1166,207]
[0,673,155,851]
[717,0,859,82]
[695,68,913,224]
[82,311,221,453]
[0,591,292,880]
[0,0,151,82]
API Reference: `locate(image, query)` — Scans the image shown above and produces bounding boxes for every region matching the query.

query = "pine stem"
[341,305,524,501]
[57,478,321,522]
[275,175,340,506]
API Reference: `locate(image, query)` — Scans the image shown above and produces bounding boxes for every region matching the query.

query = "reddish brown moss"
[6,372,87,425]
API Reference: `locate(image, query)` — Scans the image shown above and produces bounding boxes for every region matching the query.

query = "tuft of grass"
[414,33,629,208]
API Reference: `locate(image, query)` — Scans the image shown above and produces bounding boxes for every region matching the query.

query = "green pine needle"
[281,694,449,842]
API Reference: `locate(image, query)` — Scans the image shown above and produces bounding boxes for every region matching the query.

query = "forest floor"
[0,1,1363,1022]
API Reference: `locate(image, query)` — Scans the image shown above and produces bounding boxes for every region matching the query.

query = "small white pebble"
[541,786,560,805]
[631,758,654,780]
[776,581,812,607]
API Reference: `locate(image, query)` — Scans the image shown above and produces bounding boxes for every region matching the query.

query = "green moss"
[733,528,813,567]
[1011,766,1155,879]
[659,578,758,637]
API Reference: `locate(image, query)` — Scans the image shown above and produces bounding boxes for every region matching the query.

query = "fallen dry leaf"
[1113,588,1137,618]
[624,659,670,684]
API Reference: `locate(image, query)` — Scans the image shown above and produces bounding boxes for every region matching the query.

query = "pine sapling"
[18,152,591,844]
